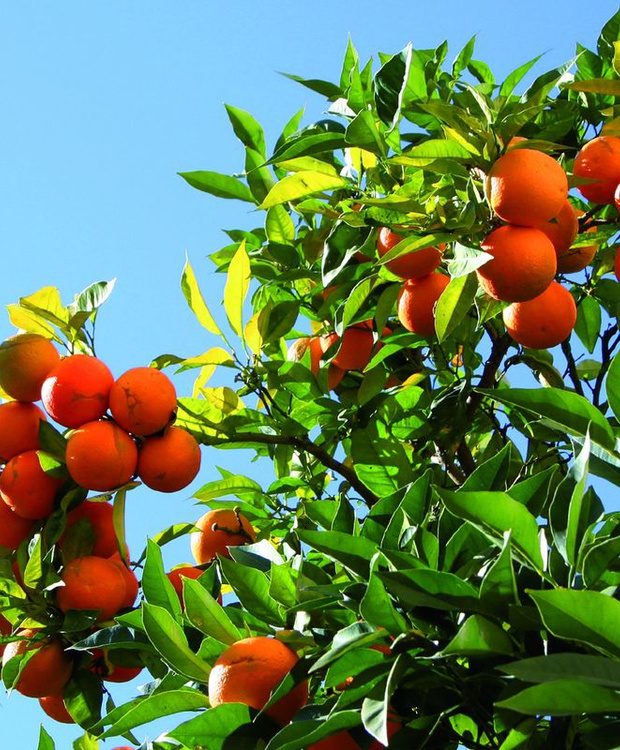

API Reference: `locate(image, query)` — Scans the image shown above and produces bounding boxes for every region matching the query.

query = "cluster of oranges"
[0,331,204,723]
[292,134,620,385]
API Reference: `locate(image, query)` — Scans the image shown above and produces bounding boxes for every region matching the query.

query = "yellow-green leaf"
[265,205,296,244]
[275,156,340,176]
[259,171,349,209]
[244,311,263,356]
[7,305,56,338]
[181,256,222,336]
[224,241,251,337]
[564,78,620,96]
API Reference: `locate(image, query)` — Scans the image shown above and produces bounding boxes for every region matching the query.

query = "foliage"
[5,9,620,750]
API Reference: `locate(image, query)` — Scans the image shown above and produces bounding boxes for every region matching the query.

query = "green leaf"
[279,71,341,99]
[345,110,387,156]
[225,104,266,155]
[351,424,413,497]
[607,352,620,424]
[36,726,55,750]
[95,688,209,739]
[181,256,223,336]
[265,205,296,244]
[224,241,251,338]
[183,578,241,645]
[297,530,377,578]
[374,44,412,130]
[245,146,275,203]
[179,170,255,202]
[441,490,544,571]
[142,603,211,682]
[268,131,346,165]
[259,171,349,209]
[495,679,620,716]
[528,589,620,658]
[360,567,409,635]
[218,557,285,625]
[575,295,602,354]
[390,139,472,167]
[441,614,515,657]
[380,568,480,612]
[434,272,478,342]
[141,538,183,617]
[499,653,620,688]
[477,387,616,451]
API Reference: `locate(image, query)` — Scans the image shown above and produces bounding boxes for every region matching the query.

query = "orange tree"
[4,9,620,750]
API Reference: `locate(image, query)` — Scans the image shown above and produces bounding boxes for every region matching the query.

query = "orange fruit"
[396,272,450,337]
[476,225,557,302]
[137,425,201,493]
[0,334,60,403]
[39,693,75,724]
[190,508,256,565]
[62,500,118,557]
[376,227,443,279]
[108,552,139,609]
[41,354,114,428]
[0,614,12,659]
[502,280,577,349]
[2,629,73,698]
[0,497,35,549]
[65,419,138,492]
[557,226,598,274]
[0,401,47,463]
[109,366,177,437]
[537,199,579,257]
[167,565,205,599]
[292,337,345,390]
[486,148,568,225]
[56,555,128,622]
[573,135,620,205]
[320,323,377,372]
[208,636,309,725]
[90,648,143,683]
[0,450,64,519]
[309,732,361,750]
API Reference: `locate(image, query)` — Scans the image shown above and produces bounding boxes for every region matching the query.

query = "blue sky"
[1,2,619,747]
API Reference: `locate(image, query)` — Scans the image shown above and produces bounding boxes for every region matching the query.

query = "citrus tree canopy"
[4,9,620,750]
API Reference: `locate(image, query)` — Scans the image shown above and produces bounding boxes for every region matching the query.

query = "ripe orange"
[0,497,35,549]
[291,337,346,390]
[90,648,143,683]
[0,614,12,658]
[477,225,556,302]
[108,552,139,609]
[0,401,47,464]
[208,636,309,725]
[320,323,376,371]
[0,334,60,403]
[39,693,74,724]
[487,148,568,225]
[137,425,201,493]
[376,227,443,279]
[63,500,118,557]
[557,233,598,274]
[573,135,620,205]
[41,354,114,428]
[56,555,128,622]
[0,450,64,519]
[309,731,361,750]
[65,419,138,492]
[537,199,579,257]
[2,629,73,698]
[190,508,256,565]
[109,366,177,437]
[502,280,577,349]
[167,565,204,599]
[396,272,450,337]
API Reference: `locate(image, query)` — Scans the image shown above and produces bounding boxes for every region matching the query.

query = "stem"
[561,339,584,396]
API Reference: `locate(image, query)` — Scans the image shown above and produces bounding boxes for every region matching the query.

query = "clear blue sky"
[0,2,618,747]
